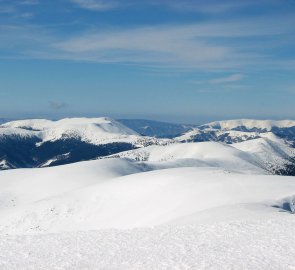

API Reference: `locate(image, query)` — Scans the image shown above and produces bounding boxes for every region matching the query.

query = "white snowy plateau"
[0,117,295,269]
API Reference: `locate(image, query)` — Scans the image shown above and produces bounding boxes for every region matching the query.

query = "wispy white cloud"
[209,74,244,84]
[20,12,34,18]
[19,0,39,5]
[0,11,294,73]
[70,0,118,11]
[155,0,254,14]
[68,0,278,14]
[49,16,295,69]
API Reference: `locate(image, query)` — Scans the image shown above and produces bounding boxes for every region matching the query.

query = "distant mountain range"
[117,119,194,138]
[0,117,295,175]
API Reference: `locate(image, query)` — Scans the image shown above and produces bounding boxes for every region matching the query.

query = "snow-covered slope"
[2,215,295,270]
[0,158,145,210]
[233,133,295,174]
[1,147,295,268]
[0,160,295,234]
[175,119,295,149]
[1,117,295,171]
[176,128,260,143]
[201,119,295,131]
[108,142,264,174]
[1,117,138,144]
[0,117,174,147]
[108,135,295,175]
[0,117,172,170]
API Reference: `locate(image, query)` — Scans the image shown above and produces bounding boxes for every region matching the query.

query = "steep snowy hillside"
[0,117,172,170]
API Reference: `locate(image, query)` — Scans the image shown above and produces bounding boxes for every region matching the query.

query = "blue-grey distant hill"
[117,119,195,138]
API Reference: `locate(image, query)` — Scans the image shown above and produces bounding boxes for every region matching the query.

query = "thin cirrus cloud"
[156,0,255,13]
[0,1,294,72]
[209,74,244,84]
[68,0,272,13]
[70,0,118,11]
[50,15,295,70]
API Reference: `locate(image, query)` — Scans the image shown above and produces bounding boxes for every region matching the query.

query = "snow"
[1,216,295,270]
[233,133,295,172]
[0,117,142,145]
[203,119,295,131]
[0,127,36,138]
[0,137,295,268]
[1,163,295,234]
[0,117,173,149]
[109,142,265,174]
[175,127,261,144]
[108,135,295,174]
[0,158,144,210]
[0,160,10,170]
[1,117,137,135]
[174,128,202,141]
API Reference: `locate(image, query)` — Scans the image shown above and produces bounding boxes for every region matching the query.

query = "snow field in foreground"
[0,148,295,269]
[1,216,295,270]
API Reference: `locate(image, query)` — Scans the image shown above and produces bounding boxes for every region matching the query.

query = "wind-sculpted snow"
[0,151,295,268]
[1,165,295,234]
[0,117,295,270]
[0,158,146,210]
[108,142,265,174]
[1,217,295,270]
[107,136,295,175]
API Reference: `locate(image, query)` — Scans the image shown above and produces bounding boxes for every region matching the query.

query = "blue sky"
[0,0,295,123]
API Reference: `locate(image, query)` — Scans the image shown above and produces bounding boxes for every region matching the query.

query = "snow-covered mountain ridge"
[106,134,295,175]
[176,118,295,145]
[202,119,295,131]
[1,117,295,174]
[0,117,172,170]
[1,117,138,144]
